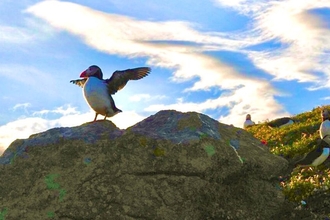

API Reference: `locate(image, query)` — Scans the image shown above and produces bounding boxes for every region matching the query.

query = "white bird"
[70,65,151,122]
[243,114,255,129]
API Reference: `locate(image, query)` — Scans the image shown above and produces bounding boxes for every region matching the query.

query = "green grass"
[0,208,8,220]
[246,105,330,202]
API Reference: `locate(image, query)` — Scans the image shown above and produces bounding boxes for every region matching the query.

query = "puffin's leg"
[93,113,98,122]
[104,109,108,120]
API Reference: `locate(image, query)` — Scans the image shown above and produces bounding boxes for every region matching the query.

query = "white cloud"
[32,105,79,116]
[246,50,321,83]
[111,111,146,128]
[213,0,330,87]
[145,81,287,127]
[129,94,151,102]
[31,109,51,116]
[0,26,35,44]
[0,17,56,45]
[212,0,268,14]
[0,117,50,155]
[12,102,31,111]
[26,0,252,54]
[217,83,289,126]
[129,93,167,102]
[248,0,330,86]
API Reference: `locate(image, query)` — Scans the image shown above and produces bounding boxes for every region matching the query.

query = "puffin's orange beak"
[80,70,87,78]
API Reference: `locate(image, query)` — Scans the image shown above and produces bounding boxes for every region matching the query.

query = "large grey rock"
[0,110,290,219]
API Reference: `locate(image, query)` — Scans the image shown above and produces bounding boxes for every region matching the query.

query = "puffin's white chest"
[243,120,254,129]
[320,120,330,139]
[279,119,294,128]
[83,77,114,115]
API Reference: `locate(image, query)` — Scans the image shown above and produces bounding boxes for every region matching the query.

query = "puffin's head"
[246,114,251,120]
[80,65,103,79]
[322,109,329,121]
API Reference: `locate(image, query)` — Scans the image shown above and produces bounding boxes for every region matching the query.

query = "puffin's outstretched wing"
[70,79,87,88]
[106,67,151,94]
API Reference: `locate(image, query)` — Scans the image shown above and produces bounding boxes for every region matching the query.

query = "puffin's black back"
[267,117,293,128]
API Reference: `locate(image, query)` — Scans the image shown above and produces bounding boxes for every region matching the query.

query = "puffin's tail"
[114,106,122,114]
[107,107,122,118]
[109,99,122,114]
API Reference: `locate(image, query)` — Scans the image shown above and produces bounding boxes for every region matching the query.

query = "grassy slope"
[246,106,330,203]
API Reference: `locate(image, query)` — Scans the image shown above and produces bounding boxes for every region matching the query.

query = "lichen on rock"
[0,110,292,219]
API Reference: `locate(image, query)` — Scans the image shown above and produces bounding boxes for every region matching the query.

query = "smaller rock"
[229,139,240,150]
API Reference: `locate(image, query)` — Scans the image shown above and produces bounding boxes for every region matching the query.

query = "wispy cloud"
[0,65,59,96]
[321,97,330,100]
[2,96,12,100]
[129,93,167,102]
[12,102,31,111]
[0,26,35,44]
[32,105,79,116]
[26,0,253,54]
[212,0,267,14]
[251,1,330,85]
[213,0,330,88]
[0,17,56,45]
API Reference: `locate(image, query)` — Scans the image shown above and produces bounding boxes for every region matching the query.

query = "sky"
[1,0,330,155]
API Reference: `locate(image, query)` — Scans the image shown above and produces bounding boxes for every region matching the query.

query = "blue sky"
[1,0,330,155]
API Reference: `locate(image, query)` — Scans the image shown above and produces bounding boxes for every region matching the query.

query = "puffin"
[243,114,255,129]
[294,109,330,167]
[277,109,330,182]
[267,117,296,128]
[70,65,151,121]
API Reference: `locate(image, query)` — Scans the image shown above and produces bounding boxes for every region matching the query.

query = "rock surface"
[0,110,297,219]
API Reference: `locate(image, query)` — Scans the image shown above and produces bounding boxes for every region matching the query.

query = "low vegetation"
[246,106,330,203]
